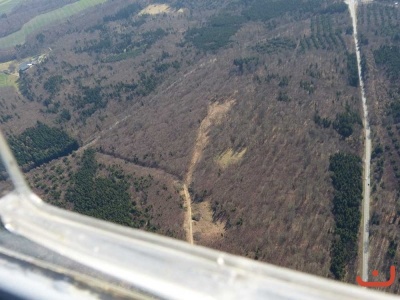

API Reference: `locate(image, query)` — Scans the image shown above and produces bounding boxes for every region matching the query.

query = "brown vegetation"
[0,0,368,283]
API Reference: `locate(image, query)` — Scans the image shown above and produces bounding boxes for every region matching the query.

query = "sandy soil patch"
[182,99,235,244]
[139,4,171,16]
[216,148,247,170]
[192,200,225,243]
[186,99,235,184]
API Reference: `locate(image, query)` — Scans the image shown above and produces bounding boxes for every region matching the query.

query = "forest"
[300,14,347,52]
[242,0,324,22]
[66,150,133,226]
[8,122,79,170]
[333,106,362,138]
[374,45,400,81]
[329,153,362,279]
[346,53,359,87]
[43,75,63,95]
[253,37,296,55]
[185,0,330,52]
[66,150,156,229]
[314,105,361,138]
[0,0,368,286]
[18,73,34,101]
[103,3,142,22]
[185,14,245,51]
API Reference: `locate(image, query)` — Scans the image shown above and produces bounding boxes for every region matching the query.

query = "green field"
[0,73,7,85]
[0,73,18,89]
[0,0,107,49]
[0,0,23,14]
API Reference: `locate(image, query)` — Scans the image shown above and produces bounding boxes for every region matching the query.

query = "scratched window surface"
[0,228,149,300]
[0,160,12,196]
[0,136,151,299]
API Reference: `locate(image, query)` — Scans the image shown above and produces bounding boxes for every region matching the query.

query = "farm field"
[0,0,107,49]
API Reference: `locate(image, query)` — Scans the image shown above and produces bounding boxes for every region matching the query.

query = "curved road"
[346,0,371,282]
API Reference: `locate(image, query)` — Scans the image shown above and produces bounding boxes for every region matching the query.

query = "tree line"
[8,122,79,171]
[329,152,362,279]
[374,45,400,81]
[66,150,157,230]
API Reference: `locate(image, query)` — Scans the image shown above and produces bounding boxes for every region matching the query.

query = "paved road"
[346,0,371,282]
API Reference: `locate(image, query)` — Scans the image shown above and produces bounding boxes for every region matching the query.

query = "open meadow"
[0,0,106,49]
[0,0,23,14]
[0,73,17,88]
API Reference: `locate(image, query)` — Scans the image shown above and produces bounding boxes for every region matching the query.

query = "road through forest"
[346,0,372,282]
[77,58,220,245]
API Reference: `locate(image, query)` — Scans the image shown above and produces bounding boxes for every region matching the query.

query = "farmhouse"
[19,62,31,72]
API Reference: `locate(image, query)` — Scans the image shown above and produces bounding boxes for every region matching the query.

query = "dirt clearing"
[192,200,225,243]
[216,148,247,170]
[183,99,235,244]
[139,4,171,16]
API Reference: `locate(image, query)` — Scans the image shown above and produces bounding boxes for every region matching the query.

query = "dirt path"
[76,62,231,245]
[78,137,99,153]
[79,58,218,151]
[346,0,372,281]
[79,114,131,152]
[79,99,234,245]
[183,100,235,245]
[182,184,194,244]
